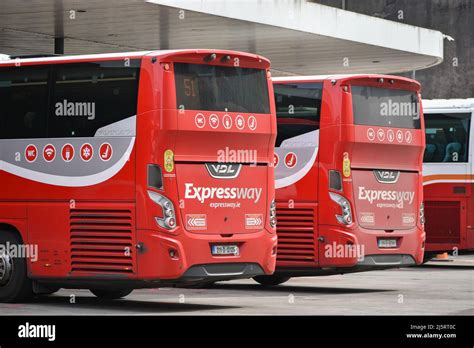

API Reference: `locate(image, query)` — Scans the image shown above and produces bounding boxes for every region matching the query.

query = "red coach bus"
[422,99,474,258]
[0,50,277,302]
[254,74,425,286]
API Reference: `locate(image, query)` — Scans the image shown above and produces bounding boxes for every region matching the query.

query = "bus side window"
[0,66,48,139]
[424,143,436,162]
[48,60,141,138]
[274,82,322,147]
[424,113,471,163]
[443,142,462,162]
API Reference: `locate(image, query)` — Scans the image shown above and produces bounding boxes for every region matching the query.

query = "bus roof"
[0,49,270,67]
[422,98,474,111]
[272,74,419,86]
[273,74,361,82]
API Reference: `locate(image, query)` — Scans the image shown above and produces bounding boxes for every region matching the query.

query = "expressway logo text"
[358,187,415,206]
[184,183,262,203]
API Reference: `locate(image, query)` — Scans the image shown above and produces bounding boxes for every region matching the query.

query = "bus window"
[49,60,141,137]
[351,85,421,129]
[174,63,270,114]
[423,113,470,162]
[274,82,322,146]
[0,66,48,139]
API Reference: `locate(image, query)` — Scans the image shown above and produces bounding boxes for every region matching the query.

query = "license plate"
[211,244,239,256]
[378,239,397,248]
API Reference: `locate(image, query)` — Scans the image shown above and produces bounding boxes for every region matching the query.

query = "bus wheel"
[0,230,33,303]
[90,289,133,300]
[253,275,291,286]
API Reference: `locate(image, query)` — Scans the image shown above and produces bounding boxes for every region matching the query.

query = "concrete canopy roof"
[0,0,444,76]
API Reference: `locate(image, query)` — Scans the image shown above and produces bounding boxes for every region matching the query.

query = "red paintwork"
[274,75,426,271]
[423,182,473,252]
[0,50,277,283]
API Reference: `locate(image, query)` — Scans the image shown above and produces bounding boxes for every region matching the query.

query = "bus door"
[273,82,321,267]
[423,111,472,251]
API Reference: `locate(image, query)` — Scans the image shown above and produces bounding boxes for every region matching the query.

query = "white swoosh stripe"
[0,138,135,187]
[275,146,318,189]
[423,179,474,186]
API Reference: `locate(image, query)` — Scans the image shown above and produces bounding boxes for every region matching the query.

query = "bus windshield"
[351,85,421,129]
[174,63,270,113]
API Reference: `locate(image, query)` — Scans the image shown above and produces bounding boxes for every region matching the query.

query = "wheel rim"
[0,248,13,286]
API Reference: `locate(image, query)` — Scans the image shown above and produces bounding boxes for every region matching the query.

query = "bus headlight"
[329,192,353,225]
[420,202,425,225]
[148,190,177,230]
[270,199,277,228]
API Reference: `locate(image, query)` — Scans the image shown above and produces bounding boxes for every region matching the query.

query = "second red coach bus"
[422,99,474,258]
[0,49,277,302]
[254,74,426,286]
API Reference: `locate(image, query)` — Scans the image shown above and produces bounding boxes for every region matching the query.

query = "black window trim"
[174,62,270,114]
[274,81,323,147]
[0,59,141,139]
[351,84,421,130]
[423,111,471,163]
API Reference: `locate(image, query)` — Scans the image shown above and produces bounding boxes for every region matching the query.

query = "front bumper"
[136,228,277,282]
[317,224,425,267]
[354,225,425,265]
[275,224,424,275]
[180,262,265,282]
[357,254,416,267]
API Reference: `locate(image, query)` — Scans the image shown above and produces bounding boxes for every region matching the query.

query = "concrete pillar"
[55,37,64,55]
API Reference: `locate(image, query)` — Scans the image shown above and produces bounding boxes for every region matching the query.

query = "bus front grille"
[276,207,316,266]
[69,208,135,275]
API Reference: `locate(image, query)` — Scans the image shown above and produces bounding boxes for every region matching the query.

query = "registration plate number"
[378,239,397,248]
[211,244,239,256]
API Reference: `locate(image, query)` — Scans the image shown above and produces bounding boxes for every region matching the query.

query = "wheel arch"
[0,221,27,244]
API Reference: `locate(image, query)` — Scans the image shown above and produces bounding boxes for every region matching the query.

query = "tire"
[0,230,33,303]
[90,289,133,300]
[253,275,291,286]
